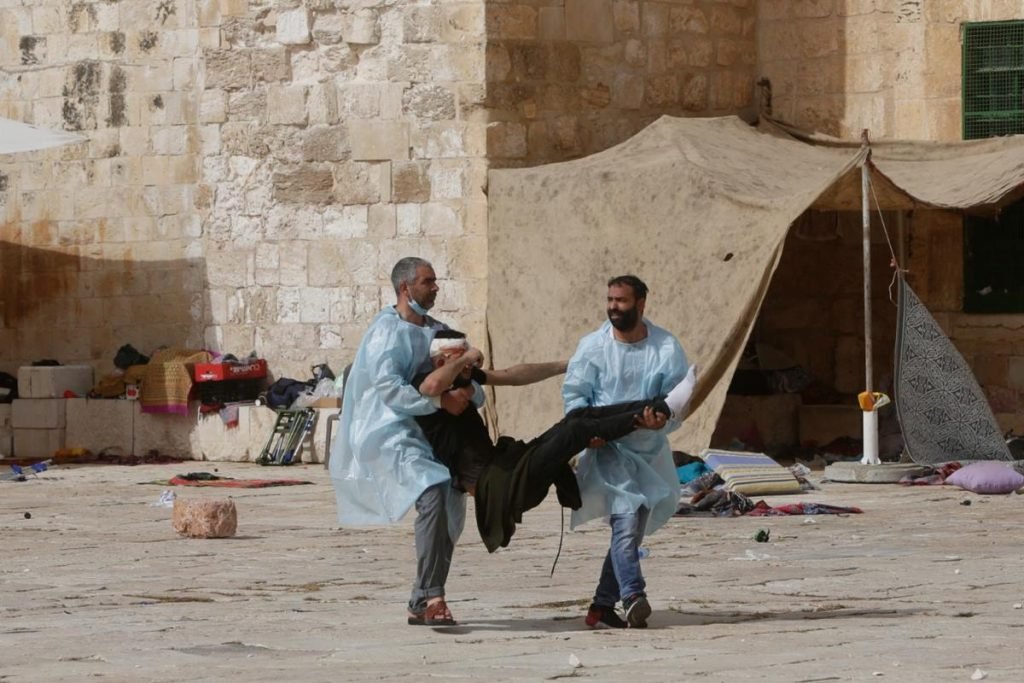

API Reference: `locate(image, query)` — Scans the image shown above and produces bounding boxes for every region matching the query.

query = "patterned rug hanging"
[894,276,1011,464]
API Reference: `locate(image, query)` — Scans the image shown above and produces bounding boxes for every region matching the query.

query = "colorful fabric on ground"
[675,488,755,517]
[899,462,962,486]
[676,461,710,484]
[895,277,1011,465]
[676,491,863,517]
[746,501,863,516]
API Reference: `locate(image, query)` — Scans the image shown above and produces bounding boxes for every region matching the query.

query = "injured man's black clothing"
[413,367,671,553]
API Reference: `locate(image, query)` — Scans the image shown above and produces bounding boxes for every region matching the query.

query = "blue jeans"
[593,506,650,608]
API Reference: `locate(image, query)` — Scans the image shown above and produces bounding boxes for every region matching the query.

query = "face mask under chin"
[409,298,431,317]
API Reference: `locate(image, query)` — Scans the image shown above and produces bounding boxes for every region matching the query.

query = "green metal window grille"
[963,21,1024,140]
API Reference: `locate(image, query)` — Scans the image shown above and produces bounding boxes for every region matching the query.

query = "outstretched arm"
[417,348,484,397]
[485,360,567,386]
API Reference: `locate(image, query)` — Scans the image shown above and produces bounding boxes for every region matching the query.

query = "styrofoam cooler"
[17,365,94,398]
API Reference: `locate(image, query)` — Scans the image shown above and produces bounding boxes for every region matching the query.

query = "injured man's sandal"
[407,598,457,626]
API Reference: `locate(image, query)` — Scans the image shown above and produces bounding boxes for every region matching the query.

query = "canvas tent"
[0,117,86,155]
[485,115,1024,456]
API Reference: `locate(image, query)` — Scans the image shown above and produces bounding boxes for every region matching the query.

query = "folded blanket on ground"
[702,449,802,495]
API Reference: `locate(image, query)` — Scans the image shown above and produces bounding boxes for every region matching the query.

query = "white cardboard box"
[14,428,65,458]
[12,399,67,429]
[17,365,94,398]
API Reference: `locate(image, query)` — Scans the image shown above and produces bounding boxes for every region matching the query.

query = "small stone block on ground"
[172,498,238,538]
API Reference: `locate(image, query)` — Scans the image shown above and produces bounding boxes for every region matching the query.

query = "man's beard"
[608,306,639,331]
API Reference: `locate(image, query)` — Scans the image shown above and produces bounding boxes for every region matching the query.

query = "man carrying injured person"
[411,330,697,572]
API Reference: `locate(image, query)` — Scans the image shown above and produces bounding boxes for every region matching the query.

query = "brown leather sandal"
[422,599,456,626]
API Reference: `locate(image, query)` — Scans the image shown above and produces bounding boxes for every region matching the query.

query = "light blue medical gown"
[329,306,479,531]
[563,320,688,534]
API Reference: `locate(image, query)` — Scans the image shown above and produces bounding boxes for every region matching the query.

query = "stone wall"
[198,0,489,378]
[1,0,758,387]
[486,0,757,165]
[0,0,207,372]
[758,0,1024,141]
[0,0,492,382]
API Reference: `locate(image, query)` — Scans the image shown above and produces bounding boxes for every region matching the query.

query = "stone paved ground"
[1,461,1022,682]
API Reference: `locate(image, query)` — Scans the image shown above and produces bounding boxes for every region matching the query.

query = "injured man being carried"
[413,330,697,552]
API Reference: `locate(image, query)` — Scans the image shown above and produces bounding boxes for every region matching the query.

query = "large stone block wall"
[0,0,491,382]
[0,0,207,372]
[758,0,1024,140]
[198,0,489,378]
[2,0,757,386]
[486,0,758,165]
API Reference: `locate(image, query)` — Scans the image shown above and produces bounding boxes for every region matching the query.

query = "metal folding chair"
[322,363,351,469]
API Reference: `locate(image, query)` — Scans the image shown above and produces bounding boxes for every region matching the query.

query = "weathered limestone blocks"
[172,498,238,538]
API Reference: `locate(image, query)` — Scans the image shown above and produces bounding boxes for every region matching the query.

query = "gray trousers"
[408,483,454,613]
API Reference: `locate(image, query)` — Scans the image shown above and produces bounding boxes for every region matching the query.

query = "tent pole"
[897,211,907,268]
[860,141,880,465]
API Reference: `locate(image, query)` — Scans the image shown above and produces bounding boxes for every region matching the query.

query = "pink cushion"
[945,462,1024,495]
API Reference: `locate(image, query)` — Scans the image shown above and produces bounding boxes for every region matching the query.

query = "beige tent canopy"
[486,115,1024,454]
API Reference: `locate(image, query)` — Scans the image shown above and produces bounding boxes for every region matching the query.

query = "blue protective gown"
[329,306,480,530]
[562,319,688,534]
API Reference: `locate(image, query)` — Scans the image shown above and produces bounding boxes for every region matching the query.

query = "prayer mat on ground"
[894,277,1011,465]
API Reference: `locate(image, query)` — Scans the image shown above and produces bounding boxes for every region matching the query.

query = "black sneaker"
[584,603,627,629]
[623,594,651,629]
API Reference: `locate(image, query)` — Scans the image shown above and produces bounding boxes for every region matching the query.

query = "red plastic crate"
[192,358,268,383]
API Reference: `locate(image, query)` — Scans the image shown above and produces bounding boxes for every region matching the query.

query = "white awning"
[0,117,87,155]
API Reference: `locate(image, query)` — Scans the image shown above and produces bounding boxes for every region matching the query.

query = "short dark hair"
[433,329,466,340]
[607,275,648,300]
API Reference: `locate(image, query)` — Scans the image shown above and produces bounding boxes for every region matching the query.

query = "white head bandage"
[430,336,469,359]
